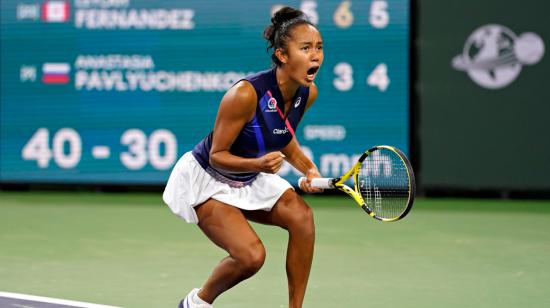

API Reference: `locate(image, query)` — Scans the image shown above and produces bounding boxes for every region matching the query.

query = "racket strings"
[358,149,410,220]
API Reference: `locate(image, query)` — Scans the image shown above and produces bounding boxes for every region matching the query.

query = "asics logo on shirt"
[294,97,301,108]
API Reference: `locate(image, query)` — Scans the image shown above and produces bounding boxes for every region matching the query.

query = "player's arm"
[281,137,319,178]
[282,83,322,192]
[209,81,284,174]
[284,81,319,175]
[282,137,322,193]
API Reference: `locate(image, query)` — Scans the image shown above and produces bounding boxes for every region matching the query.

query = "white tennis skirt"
[162,151,293,224]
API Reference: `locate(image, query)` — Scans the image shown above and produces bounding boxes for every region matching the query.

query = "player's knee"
[298,205,315,236]
[235,241,266,276]
[288,203,315,238]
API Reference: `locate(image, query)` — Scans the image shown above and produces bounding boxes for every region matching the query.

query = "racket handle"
[298,177,335,189]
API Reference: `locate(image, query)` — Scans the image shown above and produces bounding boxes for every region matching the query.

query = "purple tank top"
[192,68,309,187]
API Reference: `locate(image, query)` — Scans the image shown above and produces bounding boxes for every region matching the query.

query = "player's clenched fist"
[256,151,285,173]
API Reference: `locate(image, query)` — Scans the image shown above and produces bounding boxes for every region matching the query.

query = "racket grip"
[298,177,335,189]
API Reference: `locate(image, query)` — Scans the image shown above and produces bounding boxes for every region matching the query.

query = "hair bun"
[271,6,305,26]
[264,6,315,66]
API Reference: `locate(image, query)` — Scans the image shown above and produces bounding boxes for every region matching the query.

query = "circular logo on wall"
[452,24,545,89]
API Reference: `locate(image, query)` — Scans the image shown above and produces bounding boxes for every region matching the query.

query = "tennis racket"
[299,145,415,222]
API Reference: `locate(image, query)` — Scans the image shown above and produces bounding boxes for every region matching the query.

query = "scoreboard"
[0,0,409,185]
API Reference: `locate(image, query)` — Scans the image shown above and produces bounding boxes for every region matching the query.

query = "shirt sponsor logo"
[265,97,277,112]
[294,96,301,108]
[268,97,277,109]
[273,127,289,135]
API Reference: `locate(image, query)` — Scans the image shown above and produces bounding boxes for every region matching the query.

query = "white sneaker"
[179,288,213,308]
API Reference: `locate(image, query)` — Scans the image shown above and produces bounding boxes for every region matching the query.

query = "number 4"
[367,63,390,92]
[22,128,52,168]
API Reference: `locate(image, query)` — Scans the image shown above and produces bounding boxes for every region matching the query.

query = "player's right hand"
[257,151,285,174]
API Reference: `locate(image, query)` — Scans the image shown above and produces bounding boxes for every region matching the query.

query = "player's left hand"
[300,169,324,193]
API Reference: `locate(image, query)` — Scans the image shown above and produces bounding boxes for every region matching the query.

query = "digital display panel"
[1,0,409,185]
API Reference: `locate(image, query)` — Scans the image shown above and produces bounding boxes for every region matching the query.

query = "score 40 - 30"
[22,128,178,170]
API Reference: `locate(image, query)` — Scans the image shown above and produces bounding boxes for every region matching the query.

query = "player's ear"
[275,48,288,64]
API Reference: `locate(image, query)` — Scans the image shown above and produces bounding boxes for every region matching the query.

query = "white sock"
[192,289,211,306]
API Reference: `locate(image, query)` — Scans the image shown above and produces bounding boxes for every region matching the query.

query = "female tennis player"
[163,7,323,308]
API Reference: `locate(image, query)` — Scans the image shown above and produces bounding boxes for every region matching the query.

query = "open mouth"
[307,66,319,75]
[306,66,319,82]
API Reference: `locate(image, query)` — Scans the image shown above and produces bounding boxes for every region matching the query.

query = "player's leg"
[243,189,315,308]
[194,198,266,304]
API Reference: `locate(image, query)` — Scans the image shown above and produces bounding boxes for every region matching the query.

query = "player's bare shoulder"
[231,80,257,101]
[219,80,257,121]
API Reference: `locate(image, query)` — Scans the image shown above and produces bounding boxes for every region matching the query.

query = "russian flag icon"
[41,1,70,23]
[42,63,70,84]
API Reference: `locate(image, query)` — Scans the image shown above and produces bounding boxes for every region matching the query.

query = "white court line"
[0,292,121,308]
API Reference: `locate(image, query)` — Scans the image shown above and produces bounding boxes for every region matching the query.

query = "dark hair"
[263,7,316,66]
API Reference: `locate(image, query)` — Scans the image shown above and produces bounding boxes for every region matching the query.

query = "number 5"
[301,1,319,25]
[369,0,389,29]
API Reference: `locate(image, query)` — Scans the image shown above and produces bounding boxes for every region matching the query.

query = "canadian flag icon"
[41,1,70,23]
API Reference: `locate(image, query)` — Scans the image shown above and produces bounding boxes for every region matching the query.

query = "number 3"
[333,62,354,91]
